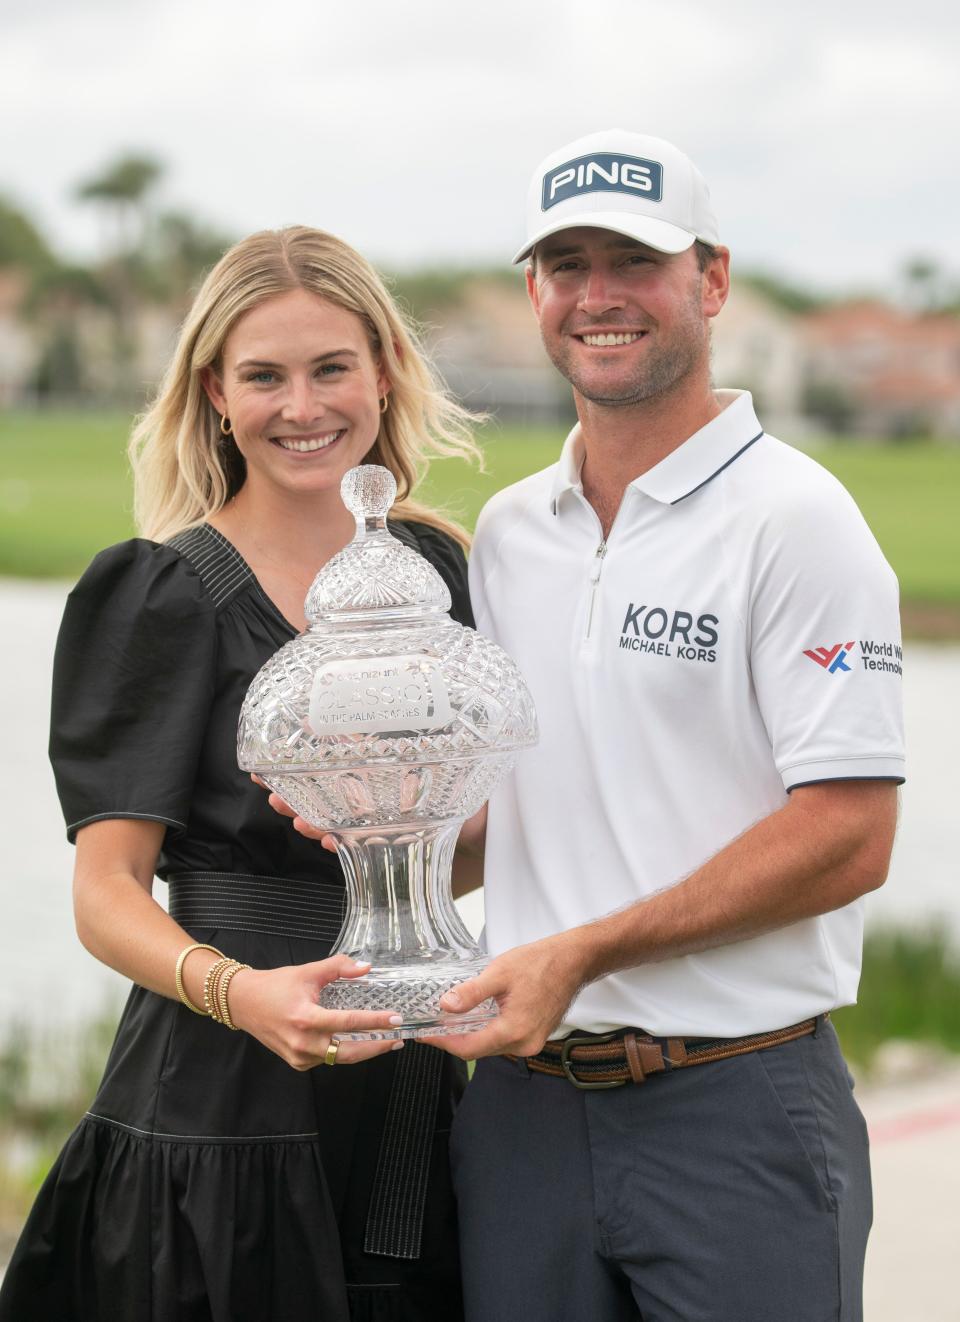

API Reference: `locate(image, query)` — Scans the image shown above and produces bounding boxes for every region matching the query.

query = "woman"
[0,227,479,1322]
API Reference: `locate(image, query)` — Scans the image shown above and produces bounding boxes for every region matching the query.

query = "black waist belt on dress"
[168,869,347,942]
[167,870,442,1262]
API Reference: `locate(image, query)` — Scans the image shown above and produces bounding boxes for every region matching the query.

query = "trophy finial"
[341,465,396,521]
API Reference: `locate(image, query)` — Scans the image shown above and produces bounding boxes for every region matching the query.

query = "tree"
[802,379,857,435]
[76,153,163,256]
[900,256,957,314]
[73,153,164,398]
[26,265,110,399]
[736,270,829,315]
[150,210,233,303]
[0,196,54,273]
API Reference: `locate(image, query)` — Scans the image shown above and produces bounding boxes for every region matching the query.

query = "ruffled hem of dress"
[0,1114,356,1322]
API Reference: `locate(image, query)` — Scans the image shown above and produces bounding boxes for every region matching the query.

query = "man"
[437,130,905,1322]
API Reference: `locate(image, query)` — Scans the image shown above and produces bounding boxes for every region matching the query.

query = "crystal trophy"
[238,465,538,1039]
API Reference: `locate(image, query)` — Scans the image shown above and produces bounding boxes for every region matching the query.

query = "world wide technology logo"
[803,639,903,676]
[803,642,855,673]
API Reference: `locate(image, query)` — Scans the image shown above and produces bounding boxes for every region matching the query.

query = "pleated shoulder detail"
[166,523,256,612]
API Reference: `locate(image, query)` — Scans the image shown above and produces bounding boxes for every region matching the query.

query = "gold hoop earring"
[379,395,389,416]
[220,415,233,436]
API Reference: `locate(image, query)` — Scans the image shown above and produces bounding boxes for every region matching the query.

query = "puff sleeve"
[50,540,218,842]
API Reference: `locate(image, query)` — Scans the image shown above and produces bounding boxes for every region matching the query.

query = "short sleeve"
[50,540,218,842]
[466,497,502,638]
[747,478,906,791]
[393,521,475,629]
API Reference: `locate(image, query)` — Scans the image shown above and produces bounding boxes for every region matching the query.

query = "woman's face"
[203,287,389,502]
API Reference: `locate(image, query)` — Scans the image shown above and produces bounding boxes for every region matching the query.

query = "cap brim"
[512,212,696,265]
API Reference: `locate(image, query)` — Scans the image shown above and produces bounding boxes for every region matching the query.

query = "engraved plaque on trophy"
[238,465,538,1039]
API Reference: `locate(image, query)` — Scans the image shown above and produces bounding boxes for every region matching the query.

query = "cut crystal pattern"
[304,467,450,624]
[319,964,497,1041]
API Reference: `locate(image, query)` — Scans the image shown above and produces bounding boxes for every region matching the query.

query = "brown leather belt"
[514,1016,823,1090]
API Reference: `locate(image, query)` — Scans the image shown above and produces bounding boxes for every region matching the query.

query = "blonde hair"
[129,226,481,547]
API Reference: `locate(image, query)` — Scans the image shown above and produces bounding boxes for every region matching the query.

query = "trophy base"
[318,964,498,1041]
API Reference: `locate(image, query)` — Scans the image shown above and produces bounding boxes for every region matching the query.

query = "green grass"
[2,412,959,619]
[804,443,960,607]
[0,412,134,578]
[0,1008,119,1226]
[833,926,960,1066]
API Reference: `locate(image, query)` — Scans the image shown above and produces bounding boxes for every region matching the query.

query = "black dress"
[0,521,472,1322]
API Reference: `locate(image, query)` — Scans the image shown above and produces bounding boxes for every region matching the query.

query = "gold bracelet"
[204,957,234,1022]
[210,959,235,1025]
[217,962,251,1031]
[216,961,239,1028]
[175,943,224,1015]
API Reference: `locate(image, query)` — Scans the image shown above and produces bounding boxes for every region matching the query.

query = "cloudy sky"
[3,0,957,292]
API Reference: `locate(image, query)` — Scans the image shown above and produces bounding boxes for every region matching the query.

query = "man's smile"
[575,330,647,347]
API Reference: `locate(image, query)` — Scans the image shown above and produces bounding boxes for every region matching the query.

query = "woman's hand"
[227,954,404,1068]
[72,820,401,1069]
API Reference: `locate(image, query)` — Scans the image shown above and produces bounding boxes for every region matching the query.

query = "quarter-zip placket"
[575,487,627,655]
[584,540,608,640]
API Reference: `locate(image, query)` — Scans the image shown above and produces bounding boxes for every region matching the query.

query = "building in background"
[1,249,959,440]
[422,278,573,426]
[804,302,960,440]
[710,282,809,440]
[0,271,33,409]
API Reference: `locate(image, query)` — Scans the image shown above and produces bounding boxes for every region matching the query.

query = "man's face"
[526,227,727,408]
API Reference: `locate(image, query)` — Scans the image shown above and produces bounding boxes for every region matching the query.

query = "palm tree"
[76,153,163,256]
[73,153,164,399]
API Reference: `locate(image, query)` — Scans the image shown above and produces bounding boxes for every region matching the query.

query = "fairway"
[2,411,958,632]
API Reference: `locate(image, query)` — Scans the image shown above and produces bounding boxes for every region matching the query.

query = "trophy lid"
[305,465,451,626]
[238,460,538,796]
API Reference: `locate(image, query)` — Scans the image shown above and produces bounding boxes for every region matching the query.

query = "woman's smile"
[270,428,346,453]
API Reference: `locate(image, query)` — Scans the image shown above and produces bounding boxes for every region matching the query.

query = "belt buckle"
[559,1031,625,1090]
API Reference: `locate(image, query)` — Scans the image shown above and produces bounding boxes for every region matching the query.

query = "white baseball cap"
[513,128,719,265]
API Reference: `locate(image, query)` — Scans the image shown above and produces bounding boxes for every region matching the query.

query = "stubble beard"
[544,283,710,408]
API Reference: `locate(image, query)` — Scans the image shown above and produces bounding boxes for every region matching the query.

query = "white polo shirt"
[470,390,905,1038]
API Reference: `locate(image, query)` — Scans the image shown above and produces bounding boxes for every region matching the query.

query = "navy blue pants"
[451,1021,871,1321]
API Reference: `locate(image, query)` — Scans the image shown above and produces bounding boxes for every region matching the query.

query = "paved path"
[861,1064,960,1322]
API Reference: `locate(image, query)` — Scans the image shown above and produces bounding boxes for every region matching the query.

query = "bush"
[833,925,960,1066]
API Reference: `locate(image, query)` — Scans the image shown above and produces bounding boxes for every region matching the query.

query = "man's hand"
[432,931,588,1060]
[432,781,897,1062]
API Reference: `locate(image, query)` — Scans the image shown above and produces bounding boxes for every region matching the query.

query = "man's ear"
[200,365,227,415]
[702,247,731,320]
[525,263,541,319]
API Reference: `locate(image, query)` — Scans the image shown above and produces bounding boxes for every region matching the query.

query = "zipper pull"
[591,541,607,582]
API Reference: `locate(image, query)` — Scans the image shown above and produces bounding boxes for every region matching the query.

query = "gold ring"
[323,1037,341,1067]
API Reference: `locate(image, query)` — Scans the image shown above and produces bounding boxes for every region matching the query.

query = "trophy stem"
[319,821,496,1039]
[330,821,478,963]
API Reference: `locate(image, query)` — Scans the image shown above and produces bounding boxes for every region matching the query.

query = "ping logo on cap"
[541,153,663,212]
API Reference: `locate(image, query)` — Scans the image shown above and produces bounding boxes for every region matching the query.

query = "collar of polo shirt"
[549,389,765,515]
